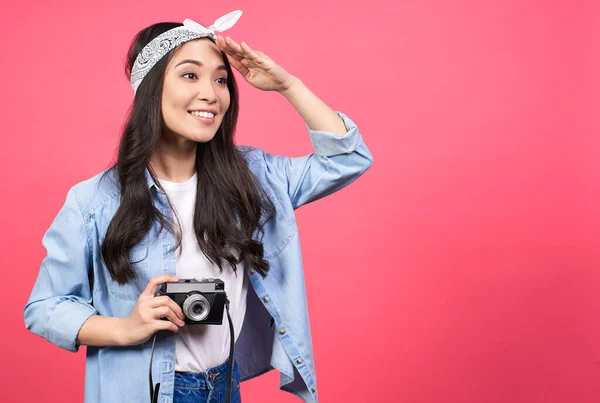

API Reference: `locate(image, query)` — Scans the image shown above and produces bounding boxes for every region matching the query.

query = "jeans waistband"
[174,360,237,388]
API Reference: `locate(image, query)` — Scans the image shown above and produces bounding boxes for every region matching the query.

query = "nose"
[196,79,218,104]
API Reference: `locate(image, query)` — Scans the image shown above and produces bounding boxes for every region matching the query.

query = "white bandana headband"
[130,10,243,94]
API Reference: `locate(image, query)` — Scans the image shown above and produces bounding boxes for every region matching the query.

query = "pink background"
[1,0,599,402]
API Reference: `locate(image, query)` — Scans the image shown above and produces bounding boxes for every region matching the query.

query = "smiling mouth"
[188,111,217,125]
[188,111,216,119]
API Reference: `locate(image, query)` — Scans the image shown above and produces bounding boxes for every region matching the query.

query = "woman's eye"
[216,77,228,85]
[182,73,197,80]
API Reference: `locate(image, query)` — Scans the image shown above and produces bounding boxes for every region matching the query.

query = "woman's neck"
[149,138,197,183]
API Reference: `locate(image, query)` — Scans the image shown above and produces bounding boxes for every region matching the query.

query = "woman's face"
[161,39,231,144]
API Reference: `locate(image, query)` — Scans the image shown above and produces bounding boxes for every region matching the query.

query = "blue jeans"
[173,360,242,403]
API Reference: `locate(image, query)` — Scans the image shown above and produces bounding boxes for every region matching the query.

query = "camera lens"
[182,293,210,322]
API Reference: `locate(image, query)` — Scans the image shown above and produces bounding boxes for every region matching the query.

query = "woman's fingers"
[240,42,264,64]
[153,317,180,333]
[224,36,244,55]
[141,275,179,299]
[217,36,265,75]
[240,41,256,56]
[216,36,237,58]
[152,295,185,320]
[218,36,244,60]
[153,306,185,327]
[226,54,249,76]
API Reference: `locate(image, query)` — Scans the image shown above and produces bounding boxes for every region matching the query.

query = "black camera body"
[159,278,226,325]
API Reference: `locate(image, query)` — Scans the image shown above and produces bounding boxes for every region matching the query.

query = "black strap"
[149,296,235,403]
[225,297,235,403]
[149,334,160,403]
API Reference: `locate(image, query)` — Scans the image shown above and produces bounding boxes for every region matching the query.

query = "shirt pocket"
[102,239,151,302]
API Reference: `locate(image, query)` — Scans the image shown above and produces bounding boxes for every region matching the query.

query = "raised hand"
[216,35,295,92]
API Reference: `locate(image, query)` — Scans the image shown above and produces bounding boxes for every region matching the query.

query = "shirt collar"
[145,167,164,193]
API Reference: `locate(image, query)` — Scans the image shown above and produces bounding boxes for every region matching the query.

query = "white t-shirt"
[157,172,249,372]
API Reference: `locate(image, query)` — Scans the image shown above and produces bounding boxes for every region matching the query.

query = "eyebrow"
[175,59,227,71]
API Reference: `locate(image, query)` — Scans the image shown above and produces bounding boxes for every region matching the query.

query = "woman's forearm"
[76,314,128,347]
[279,77,348,136]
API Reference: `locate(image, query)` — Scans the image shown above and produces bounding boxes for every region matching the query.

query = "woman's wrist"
[278,76,302,98]
[114,317,132,346]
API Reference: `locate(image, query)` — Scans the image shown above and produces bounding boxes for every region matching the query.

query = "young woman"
[24,10,373,403]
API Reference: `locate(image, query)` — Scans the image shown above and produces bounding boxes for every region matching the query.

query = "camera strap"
[224,297,235,403]
[149,335,160,403]
[149,296,236,403]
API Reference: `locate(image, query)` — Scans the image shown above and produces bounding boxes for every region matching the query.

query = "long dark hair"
[100,22,276,284]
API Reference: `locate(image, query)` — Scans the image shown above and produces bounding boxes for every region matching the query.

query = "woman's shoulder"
[236,144,265,162]
[69,167,120,214]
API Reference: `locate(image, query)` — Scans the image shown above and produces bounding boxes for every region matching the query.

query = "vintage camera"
[159,278,226,325]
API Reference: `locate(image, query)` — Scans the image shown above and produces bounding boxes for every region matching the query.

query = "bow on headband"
[183,10,243,40]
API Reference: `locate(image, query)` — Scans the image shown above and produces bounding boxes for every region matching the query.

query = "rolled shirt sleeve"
[24,187,97,352]
[262,111,374,210]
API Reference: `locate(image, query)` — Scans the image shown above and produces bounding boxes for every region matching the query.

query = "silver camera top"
[163,278,225,294]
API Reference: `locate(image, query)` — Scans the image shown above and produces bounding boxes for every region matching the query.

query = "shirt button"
[279,328,286,335]
[296,358,303,364]
[263,296,270,303]
[312,386,317,393]
[250,269,255,275]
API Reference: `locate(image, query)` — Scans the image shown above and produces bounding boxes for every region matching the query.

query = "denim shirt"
[24,112,373,403]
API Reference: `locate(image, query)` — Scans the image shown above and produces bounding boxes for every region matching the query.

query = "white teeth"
[190,111,215,118]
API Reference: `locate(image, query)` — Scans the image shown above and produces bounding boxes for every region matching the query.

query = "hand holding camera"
[119,274,186,346]
[159,278,227,325]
